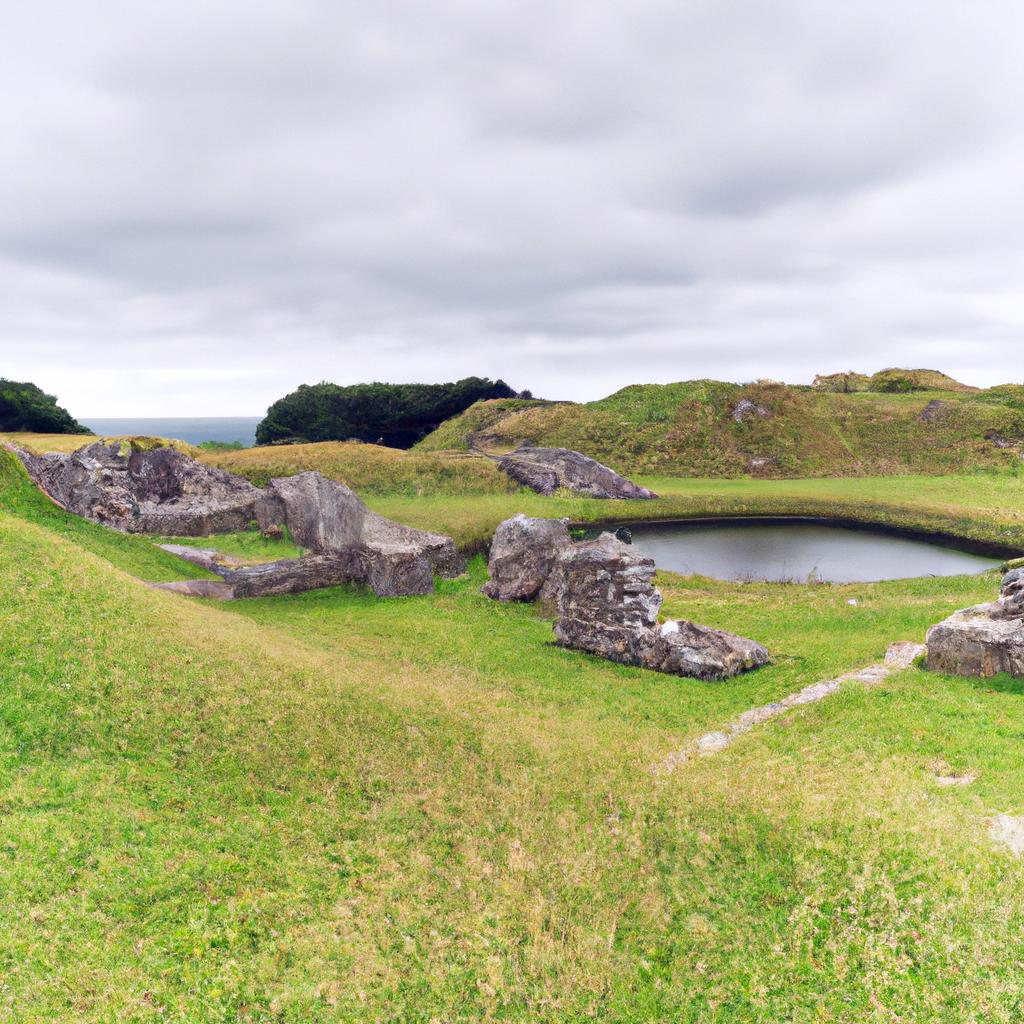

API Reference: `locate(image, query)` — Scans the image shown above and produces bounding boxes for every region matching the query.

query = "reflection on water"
[621,520,1002,583]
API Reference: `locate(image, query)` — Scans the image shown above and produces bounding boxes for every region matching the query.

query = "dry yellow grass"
[202,439,517,495]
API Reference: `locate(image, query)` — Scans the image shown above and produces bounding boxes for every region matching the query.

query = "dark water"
[82,417,261,447]
[622,519,1002,583]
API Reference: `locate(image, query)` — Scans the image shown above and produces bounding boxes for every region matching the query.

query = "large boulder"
[639,620,771,680]
[926,569,1024,677]
[545,531,768,680]
[258,470,464,578]
[496,447,657,500]
[13,441,260,535]
[481,513,572,601]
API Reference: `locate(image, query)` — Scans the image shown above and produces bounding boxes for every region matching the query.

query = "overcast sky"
[2,1,1023,416]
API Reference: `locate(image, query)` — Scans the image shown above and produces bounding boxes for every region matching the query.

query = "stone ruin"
[926,567,1024,677]
[9,441,464,599]
[482,513,770,680]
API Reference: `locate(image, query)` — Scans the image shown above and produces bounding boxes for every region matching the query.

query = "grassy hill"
[415,376,1024,478]
[6,444,1024,1020]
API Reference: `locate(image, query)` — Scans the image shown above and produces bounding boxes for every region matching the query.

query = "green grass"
[4,505,1024,1021]
[157,527,304,564]
[6,435,1024,1020]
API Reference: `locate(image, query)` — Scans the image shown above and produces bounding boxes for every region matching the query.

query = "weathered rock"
[546,532,768,680]
[153,547,436,601]
[919,399,947,423]
[14,441,260,535]
[732,398,770,423]
[258,470,465,577]
[639,620,771,680]
[884,641,926,669]
[157,544,244,573]
[496,447,656,500]
[257,471,365,550]
[15,442,464,600]
[926,570,1024,677]
[361,510,465,579]
[145,578,236,600]
[481,514,572,601]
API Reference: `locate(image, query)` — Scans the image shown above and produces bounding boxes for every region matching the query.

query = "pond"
[614,518,1004,583]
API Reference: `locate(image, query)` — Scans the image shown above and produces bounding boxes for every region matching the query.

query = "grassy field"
[2,438,1024,1015]
[4,491,1024,1021]
[4,436,1024,1020]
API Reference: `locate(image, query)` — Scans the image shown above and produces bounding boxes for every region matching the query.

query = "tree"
[255,377,519,448]
[0,379,88,434]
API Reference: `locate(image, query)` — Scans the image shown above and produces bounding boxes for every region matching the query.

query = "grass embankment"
[203,440,518,496]
[414,381,1024,478]
[6,488,1024,1021]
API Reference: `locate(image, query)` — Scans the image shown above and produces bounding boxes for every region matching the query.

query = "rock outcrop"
[257,470,464,578]
[640,619,772,679]
[495,446,656,500]
[481,519,769,679]
[13,441,465,599]
[481,513,572,601]
[152,546,436,600]
[925,569,1024,677]
[13,441,261,535]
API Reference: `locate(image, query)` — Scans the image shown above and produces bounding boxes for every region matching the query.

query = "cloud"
[1,0,1023,414]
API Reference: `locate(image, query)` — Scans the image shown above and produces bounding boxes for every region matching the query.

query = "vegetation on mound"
[5,496,1024,1020]
[1,432,200,458]
[255,376,520,448]
[202,439,521,497]
[0,378,88,434]
[813,368,978,393]
[416,378,1024,478]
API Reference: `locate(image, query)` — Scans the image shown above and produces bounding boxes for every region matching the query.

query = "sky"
[2,0,1023,416]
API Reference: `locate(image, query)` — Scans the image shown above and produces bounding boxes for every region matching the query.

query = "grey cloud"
[1,0,1022,415]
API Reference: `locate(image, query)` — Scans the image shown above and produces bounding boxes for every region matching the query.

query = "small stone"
[884,641,926,669]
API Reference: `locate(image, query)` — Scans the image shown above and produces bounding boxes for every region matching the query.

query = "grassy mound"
[813,369,979,393]
[416,380,1024,478]
[201,439,519,497]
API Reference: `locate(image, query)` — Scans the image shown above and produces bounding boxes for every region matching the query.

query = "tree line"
[256,377,522,448]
